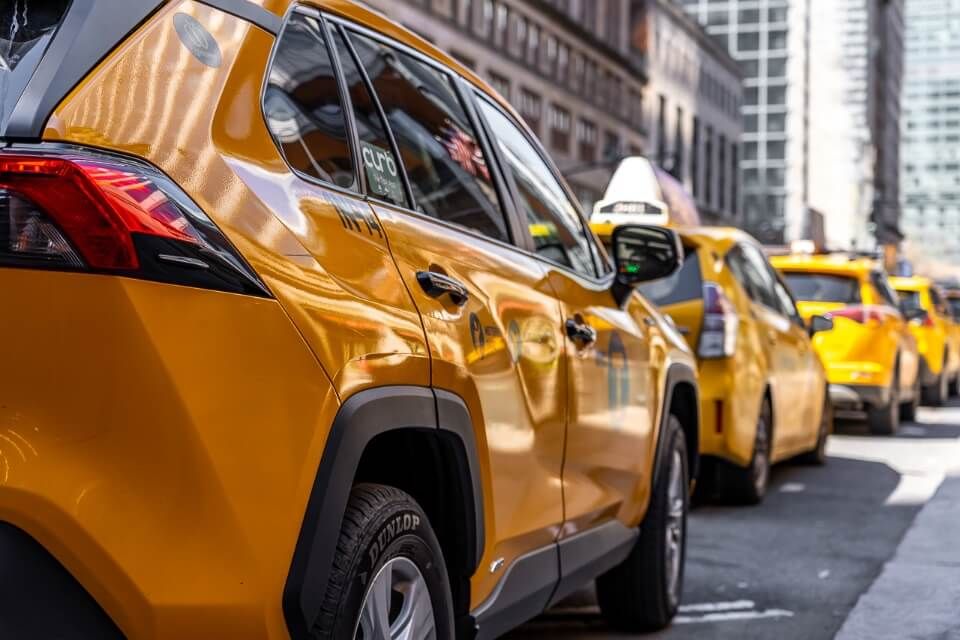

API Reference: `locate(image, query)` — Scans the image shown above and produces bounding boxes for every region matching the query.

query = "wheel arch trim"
[653,362,700,484]
[281,385,484,640]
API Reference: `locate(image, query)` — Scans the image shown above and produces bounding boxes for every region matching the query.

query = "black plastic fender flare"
[282,385,485,640]
[652,362,700,484]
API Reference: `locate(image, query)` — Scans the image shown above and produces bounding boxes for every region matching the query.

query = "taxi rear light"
[0,148,269,297]
[698,282,738,359]
[827,305,880,325]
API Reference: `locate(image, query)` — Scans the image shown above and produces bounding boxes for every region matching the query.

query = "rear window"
[783,273,861,304]
[897,289,922,312]
[0,1,71,129]
[948,298,960,321]
[637,248,703,307]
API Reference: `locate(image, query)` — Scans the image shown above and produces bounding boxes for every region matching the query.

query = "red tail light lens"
[0,147,268,297]
[827,305,880,325]
[698,282,738,359]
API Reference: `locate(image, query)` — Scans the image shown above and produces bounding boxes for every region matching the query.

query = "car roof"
[889,276,932,291]
[304,0,518,119]
[770,253,878,277]
[675,226,757,252]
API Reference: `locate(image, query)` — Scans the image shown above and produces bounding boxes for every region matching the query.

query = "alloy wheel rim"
[665,448,686,608]
[355,557,437,640]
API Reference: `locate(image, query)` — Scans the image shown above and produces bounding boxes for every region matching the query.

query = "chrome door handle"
[416,271,469,307]
[565,318,597,346]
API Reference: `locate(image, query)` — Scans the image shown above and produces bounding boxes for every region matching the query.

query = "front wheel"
[717,396,772,504]
[596,415,689,632]
[312,484,455,640]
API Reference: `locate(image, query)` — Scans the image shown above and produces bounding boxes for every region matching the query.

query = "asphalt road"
[508,401,960,640]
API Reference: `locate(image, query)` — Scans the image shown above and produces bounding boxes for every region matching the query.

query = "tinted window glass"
[726,244,778,310]
[638,248,703,306]
[784,273,862,304]
[929,287,948,314]
[328,26,408,207]
[264,13,356,190]
[869,272,899,308]
[477,98,597,277]
[948,297,960,321]
[773,278,802,324]
[349,33,508,242]
[897,289,922,312]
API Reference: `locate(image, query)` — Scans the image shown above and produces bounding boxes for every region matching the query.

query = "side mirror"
[611,224,683,306]
[808,314,834,336]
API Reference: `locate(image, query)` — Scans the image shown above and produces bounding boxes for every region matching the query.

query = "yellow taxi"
[890,277,960,405]
[0,0,701,637]
[772,255,921,433]
[595,225,832,504]
[942,286,960,395]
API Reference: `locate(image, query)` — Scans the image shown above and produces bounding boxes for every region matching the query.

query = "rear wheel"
[868,374,899,435]
[312,484,455,640]
[717,396,771,505]
[900,375,920,422]
[922,362,948,407]
[949,373,960,398]
[597,416,688,632]
[799,390,831,465]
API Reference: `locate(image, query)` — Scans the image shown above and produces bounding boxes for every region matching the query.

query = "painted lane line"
[675,609,795,624]
[780,482,806,493]
[678,600,754,613]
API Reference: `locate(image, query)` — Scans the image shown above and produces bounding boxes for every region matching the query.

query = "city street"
[510,402,960,640]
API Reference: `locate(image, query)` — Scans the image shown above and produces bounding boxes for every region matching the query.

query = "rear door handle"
[416,271,469,307]
[565,318,597,346]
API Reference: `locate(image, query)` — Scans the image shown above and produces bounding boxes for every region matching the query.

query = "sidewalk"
[835,476,960,640]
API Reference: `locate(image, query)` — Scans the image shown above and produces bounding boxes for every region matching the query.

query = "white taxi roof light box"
[592,156,701,229]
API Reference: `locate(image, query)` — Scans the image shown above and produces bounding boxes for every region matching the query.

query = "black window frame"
[471,91,611,281]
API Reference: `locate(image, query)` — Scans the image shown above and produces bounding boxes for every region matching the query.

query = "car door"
[475,97,658,541]
[727,243,809,457]
[329,24,566,608]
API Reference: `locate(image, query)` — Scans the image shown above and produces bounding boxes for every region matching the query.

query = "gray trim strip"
[195,0,282,35]
[471,544,560,640]
[549,520,639,607]
[3,0,162,139]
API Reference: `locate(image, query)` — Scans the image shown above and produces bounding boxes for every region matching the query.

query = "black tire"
[716,396,772,505]
[312,484,455,640]
[949,373,959,398]
[799,390,831,465]
[922,366,947,407]
[900,376,920,422]
[596,416,689,632]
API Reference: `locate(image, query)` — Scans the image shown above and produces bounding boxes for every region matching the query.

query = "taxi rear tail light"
[0,148,269,297]
[699,282,738,359]
[828,305,879,325]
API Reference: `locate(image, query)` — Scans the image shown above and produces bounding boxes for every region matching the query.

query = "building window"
[673,106,684,181]
[657,94,667,166]
[480,0,494,37]
[691,116,700,198]
[718,134,727,212]
[577,117,598,161]
[527,23,540,65]
[549,104,572,152]
[558,43,570,85]
[488,71,510,99]
[738,32,760,52]
[519,87,543,133]
[731,143,739,216]
[704,126,714,206]
[494,2,509,47]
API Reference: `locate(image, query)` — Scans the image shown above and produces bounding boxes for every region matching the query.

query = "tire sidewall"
[658,418,689,615]
[335,502,454,639]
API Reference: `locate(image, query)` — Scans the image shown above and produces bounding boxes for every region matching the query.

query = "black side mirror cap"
[610,224,683,306]
[808,314,834,336]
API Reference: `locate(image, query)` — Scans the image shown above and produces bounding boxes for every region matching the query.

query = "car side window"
[264,12,357,190]
[726,244,779,311]
[347,32,510,242]
[476,98,598,278]
[773,277,803,326]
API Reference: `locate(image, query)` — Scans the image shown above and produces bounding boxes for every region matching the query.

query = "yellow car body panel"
[891,277,958,383]
[0,0,701,636]
[772,255,919,407]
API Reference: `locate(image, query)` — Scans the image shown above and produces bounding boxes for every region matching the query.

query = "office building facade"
[637,0,743,223]
[901,0,960,265]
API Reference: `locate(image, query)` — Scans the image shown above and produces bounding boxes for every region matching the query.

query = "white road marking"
[679,600,754,613]
[818,569,831,579]
[780,482,806,493]
[884,472,944,506]
[675,609,795,624]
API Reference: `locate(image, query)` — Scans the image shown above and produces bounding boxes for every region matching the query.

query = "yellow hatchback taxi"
[772,255,921,434]
[597,226,832,504]
[0,1,703,638]
[890,277,960,405]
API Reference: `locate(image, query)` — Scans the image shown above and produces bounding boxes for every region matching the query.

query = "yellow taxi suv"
[595,226,832,505]
[0,1,701,638]
[890,277,960,406]
[943,286,960,395]
[772,255,921,434]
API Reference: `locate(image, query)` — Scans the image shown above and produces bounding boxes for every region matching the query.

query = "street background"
[509,403,960,639]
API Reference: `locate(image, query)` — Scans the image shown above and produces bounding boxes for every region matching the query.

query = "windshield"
[783,273,861,304]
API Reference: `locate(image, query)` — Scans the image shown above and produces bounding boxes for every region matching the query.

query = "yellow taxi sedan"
[772,255,921,434]
[596,225,832,504]
[890,277,960,405]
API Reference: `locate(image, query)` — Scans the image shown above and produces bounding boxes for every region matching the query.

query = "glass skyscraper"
[901,0,960,264]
